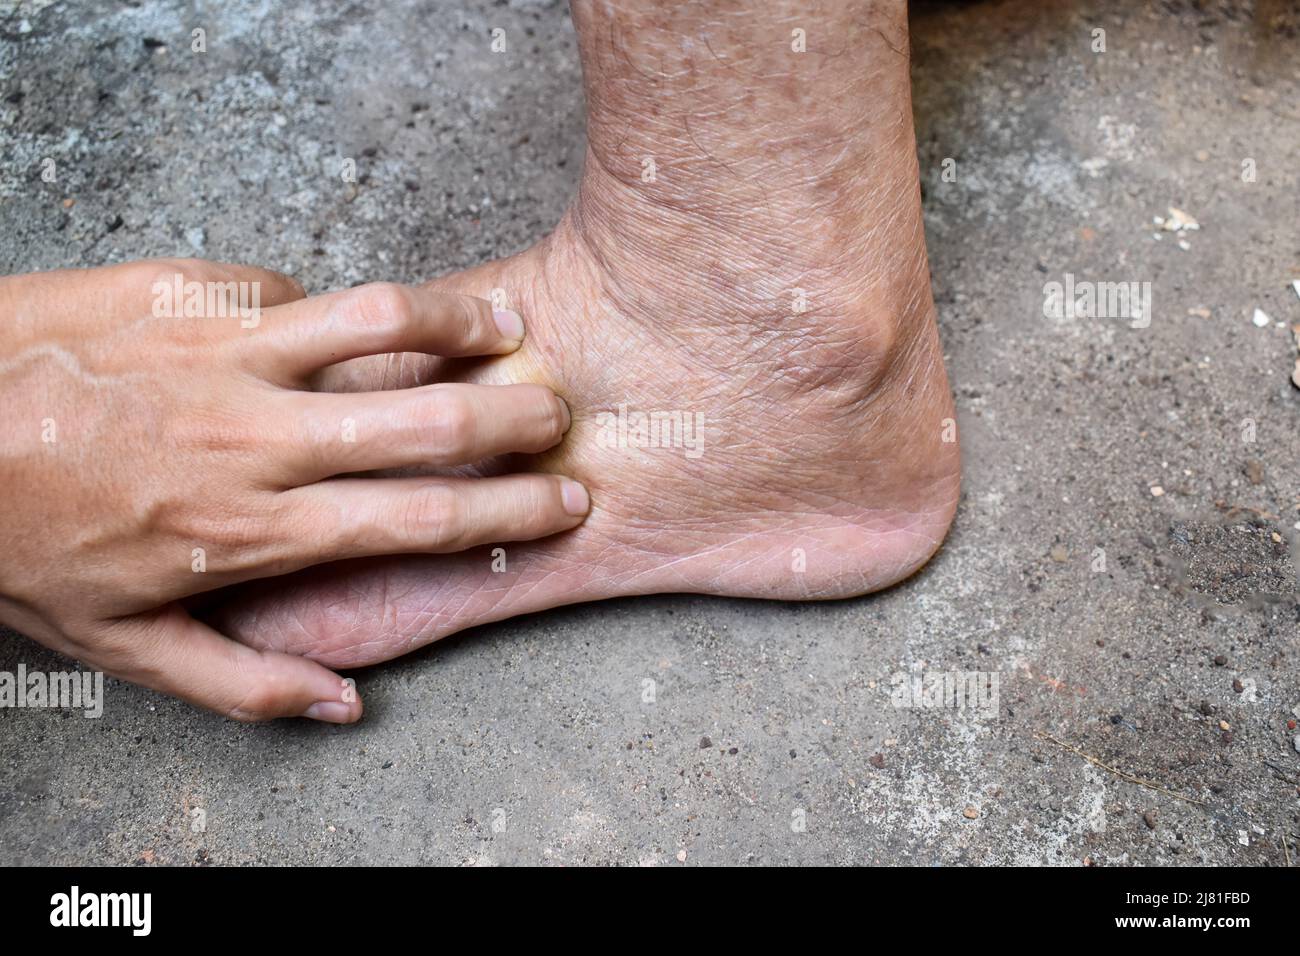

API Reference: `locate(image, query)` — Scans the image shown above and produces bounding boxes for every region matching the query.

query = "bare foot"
[211,0,961,667]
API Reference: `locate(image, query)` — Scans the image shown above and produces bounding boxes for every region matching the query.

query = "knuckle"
[219,646,284,721]
[521,482,557,532]
[185,512,266,555]
[240,498,309,575]
[139,489,271,564]
[426,389,476,458]
[138,257,211,296]
[225,677,282,722]
[346,282,413,343]
[451,296,487,344]
[93,619,170,684]
[401,483,463,547]
[264,268,305,300]
[90,625,140,663]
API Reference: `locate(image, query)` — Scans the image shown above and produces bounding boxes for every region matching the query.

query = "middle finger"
[268,382,571,485]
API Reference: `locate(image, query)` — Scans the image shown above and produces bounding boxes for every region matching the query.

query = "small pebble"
[1288,719,1297,731]
[1218,720,1230,731]
[1164,206,1199,231]
[699,736,712,749]
[1198,700,1215,716]
[962,807,979,820]
[1232,679,1244,693]
[1252,308,1271,328]
[870,753,886,769]
[676,849,687,862]
[1142,811,1157,829]
[1150,485,1165,497]
[1214,654,1228,666]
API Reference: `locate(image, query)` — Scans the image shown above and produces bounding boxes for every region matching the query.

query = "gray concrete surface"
[1,0,1298,865]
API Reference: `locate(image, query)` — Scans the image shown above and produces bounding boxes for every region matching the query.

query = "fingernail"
[558,396,572,433]
[493,309,525,341]
[305,701,353,723]
[560,480,590,516]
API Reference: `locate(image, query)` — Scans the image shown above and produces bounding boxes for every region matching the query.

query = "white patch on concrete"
[1097,115,1139,161]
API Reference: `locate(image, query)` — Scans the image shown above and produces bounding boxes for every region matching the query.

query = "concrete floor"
[1,0,1297,865]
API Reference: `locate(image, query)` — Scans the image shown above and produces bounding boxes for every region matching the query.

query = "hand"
[0,259,588,722]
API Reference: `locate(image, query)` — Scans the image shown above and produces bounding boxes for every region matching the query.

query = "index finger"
[235,282,525,384]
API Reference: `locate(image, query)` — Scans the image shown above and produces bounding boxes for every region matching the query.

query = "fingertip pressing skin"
[493,308,526,345]
[561,479,591,516]
[303,695,361,724]
[246,286,531,381]
[293,658,363,724]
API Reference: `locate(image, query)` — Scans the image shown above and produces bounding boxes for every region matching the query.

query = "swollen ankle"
[562,159,929,389]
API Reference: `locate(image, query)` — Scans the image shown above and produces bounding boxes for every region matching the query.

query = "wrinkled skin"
[210,0,962,667]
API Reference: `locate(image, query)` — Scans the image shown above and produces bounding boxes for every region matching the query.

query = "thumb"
[105,605,362,723]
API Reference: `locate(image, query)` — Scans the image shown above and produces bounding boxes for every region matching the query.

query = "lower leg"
[570,0,929,355]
